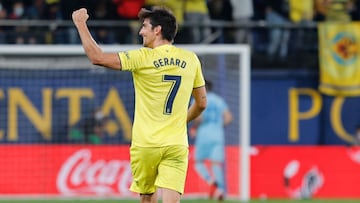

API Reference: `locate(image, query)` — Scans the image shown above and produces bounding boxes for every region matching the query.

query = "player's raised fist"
[72,8,89,27]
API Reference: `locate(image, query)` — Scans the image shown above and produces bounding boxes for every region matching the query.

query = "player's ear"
[154,25,162,35]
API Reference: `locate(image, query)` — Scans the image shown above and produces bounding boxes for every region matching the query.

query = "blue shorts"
[194,139,224,162]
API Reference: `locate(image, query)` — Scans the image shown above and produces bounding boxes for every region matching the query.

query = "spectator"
[190,80,233,201]
[60,0,95,44]
[207,0,233,43]
[251,0,268,54]
[69,108,108,144]
[7,0,26,19]
[314,0,327,21]
[26,0,45,19]
[321,0,354,22]
[83,108,108,144]
[0,1,7,43]
[289,0,314,23]
[230,0,254,44]
[183,0,211,43]
[112,0,144,44]
[43,0,65,44]
[90,0,117,44]
[144,0,186,43]
[7,0,39,44]
[264,0,291,62]
[351,0,360,20]
[288,0,316,52]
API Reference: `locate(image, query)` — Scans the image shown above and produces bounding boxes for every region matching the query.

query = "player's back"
[119,44,205,147]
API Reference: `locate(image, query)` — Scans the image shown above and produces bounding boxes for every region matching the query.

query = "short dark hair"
[138,7,178,42]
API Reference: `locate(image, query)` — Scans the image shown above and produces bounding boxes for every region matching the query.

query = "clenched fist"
[72,8,89,27]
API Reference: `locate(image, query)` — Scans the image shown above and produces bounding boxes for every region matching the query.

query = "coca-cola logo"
[57,149,133,196]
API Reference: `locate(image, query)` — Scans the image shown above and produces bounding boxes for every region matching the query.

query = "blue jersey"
[196,92,228,143]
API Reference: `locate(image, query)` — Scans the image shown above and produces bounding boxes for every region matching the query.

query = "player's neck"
[152,39,172,48]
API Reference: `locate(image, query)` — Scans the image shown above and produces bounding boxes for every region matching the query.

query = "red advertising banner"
[1,145,360,199]
[0,145,131,196]
[0,145,239,197]
[251,146,360,199]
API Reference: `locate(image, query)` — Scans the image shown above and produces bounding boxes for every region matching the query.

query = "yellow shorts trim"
[129,145,189,194]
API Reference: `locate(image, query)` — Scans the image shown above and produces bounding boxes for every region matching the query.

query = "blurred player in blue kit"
[190,80,233,201]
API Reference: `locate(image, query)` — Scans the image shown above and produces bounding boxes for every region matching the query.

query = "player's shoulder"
[133,47,159,59]
[173,46,198,57]
[138,47,152,53]
[123,47,149,56]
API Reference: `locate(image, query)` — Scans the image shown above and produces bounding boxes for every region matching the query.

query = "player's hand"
[72,8,89,27]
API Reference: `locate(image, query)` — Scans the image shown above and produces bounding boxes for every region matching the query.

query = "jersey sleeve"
[193,55,205,88]
[118,48,146,71]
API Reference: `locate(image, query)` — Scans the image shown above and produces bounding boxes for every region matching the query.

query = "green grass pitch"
[0,199,359,203]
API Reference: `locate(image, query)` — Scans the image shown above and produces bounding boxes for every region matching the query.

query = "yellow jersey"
[185,0,209,14]
[118,44,205,147]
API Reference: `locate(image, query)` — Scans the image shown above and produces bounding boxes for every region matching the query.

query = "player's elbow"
[192,86,207,113]
[89,53,121,70]
[89,54,103,66]
[87,48,106,65]
[197,101,207,113]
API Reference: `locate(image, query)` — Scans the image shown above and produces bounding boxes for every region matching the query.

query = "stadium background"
[0,0,360,201]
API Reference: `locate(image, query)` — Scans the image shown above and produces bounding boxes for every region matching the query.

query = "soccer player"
[190,80,233,201]
[72,6,207,203]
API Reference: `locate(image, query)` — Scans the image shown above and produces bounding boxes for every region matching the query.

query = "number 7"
[163,75,181,115]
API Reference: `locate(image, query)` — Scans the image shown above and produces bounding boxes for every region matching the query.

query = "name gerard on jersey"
[153,57,187,69]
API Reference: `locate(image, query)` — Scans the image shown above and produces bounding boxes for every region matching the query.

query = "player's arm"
[188,114,202,138]
[192,114,202,127]
[187,86,207,123]
[223,109,233,126]
[72,8,121,70]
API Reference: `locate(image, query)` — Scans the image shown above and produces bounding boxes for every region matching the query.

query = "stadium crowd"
[0,0,359,67]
